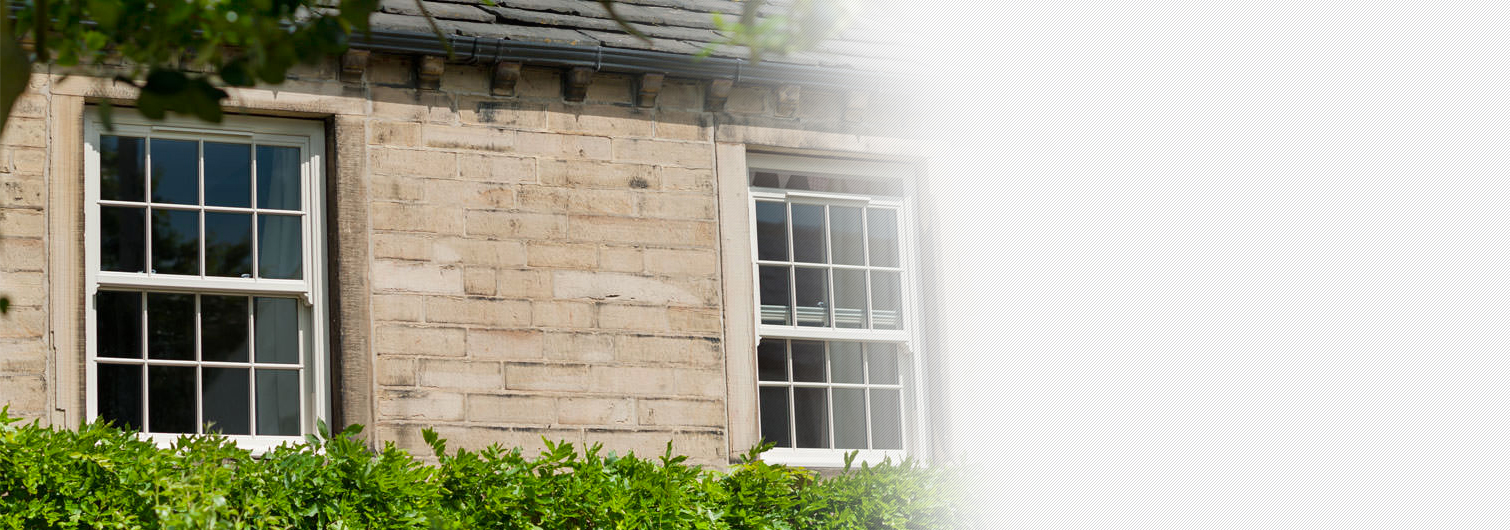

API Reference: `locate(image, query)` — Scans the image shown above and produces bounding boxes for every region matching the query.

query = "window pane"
[258,214,302,279]
[204,212,252,277]
[201,295,249,363]
[830,205,864,265]
[256,146,301,210]
[793,387,829,449]
[750,171,779,188]
[97,364,142,430]
[833,388,867,450]
[203,142,251,207]
[833,269,867,329]
[867,343,899,385]
[152,209,199,275]
[147,293,195,361]
[147,366,195,433]
[202,368,250,435]
[790,340,825,383]
[758,387,792,448]
[758,265,791,325]
[754,201,788,261]
[150,139,198,205]
[100,206,145,273]
[867,208,899,267]
[830,341,863,384]
[100,136,145,202]
[255,297,300,364]
[870,388,903,450]
[256,369,302,436]
[794,267,828,327]
[757,339,787,382]
[871,271,903,330]
[96,291,142,359]
[791,204,826,263]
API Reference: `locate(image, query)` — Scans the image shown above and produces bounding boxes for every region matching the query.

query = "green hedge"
[0,407,973,529]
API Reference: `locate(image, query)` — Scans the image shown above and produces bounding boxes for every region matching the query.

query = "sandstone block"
[372,260,463,294]
[371,294,426,322]
[515,131,611,160]
[553,271,704,305]
[376,357,417,386]
[597,304,669,331]
[558,397,634,425]
[542,332,615,362]
[547,104,654,138]
[417,359,504,391]
[616,335,721,366]
[637,398,725,427]
[494,269,552,298]
[467,394,556,424]
[639,193,716,220]
[424,297,530,327]
[644,248,718,276]
[369,121,421,146]
[463,267,497,296]
[598,246,644,273]
[371,203,462,234]
[457,153,535,183]
[374,324,465,356]
[538,159,657,189]
[591,365,677,395]
[468,329,543,360]
[531,300,596,329]
[423,125,516,152]
[370,148,457,178]
[433,238,527,267]
[567,216,715,247]
[465,211,568,240]
[504,362,589,392]
[377,389,464,421]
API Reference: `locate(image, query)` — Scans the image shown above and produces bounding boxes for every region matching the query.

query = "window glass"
[830,206,865,265]
[100,207,145,273]
[791,204,826,263]
[147,366,195,433]
[793,267,829,327]
[97,364,142,430]
[146,293,195,361]
[257,146,301,210]
[256,370,302,435]
[96,291,142,359]
[205,213,252,277]
[258,214,302,279]
[100,136,145,202]
[255,298,300,364]
[204,142,251,208]
[755,201,788,261]
[759,387,792,448]
[758,266,791,325]
[867,208,900,268]
[152,209,199,275]
[757,339,787,382]
[201,295,249,363]
[150,139,198,205]
[202,368,250,435]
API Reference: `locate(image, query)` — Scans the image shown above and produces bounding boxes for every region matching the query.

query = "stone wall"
[0,55,915,467]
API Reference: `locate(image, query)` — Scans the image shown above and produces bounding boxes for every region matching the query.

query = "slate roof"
[367,0,911,75]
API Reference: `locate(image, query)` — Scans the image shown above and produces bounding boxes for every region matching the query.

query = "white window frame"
[747,153,928,468]
[82,109,329,453]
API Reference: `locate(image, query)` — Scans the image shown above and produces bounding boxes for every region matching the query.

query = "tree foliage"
[0,407,977,529]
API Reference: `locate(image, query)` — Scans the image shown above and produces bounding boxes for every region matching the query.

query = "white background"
[871,1,1506,528]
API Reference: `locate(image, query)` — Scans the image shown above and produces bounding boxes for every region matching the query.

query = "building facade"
[0,1,941,468]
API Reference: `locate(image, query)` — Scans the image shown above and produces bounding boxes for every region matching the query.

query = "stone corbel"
[775,84,801,117]
[416,56,445,90]
[636,73,665,108]
[340,49,370,84]
[491,61,522,97]
[706,79,734,111]
[844,90,870,123]
[564,66,594,102]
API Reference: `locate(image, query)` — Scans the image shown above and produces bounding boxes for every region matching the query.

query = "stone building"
[0,0,941,468]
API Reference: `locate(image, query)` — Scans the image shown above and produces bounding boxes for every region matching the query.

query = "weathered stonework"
[0,52,919,467]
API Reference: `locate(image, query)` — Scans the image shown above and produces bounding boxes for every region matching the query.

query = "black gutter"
[349,27,898,93]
